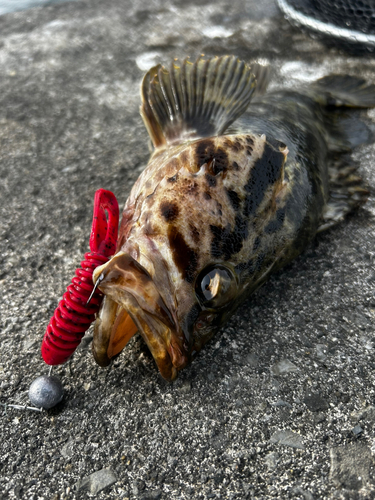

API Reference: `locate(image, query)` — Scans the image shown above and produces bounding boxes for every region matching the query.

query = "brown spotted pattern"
[99,132,293,380]
[120,135,270,280]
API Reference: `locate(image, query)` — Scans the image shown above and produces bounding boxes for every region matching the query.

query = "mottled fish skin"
[93,56,374,381]
[230,90,332,263]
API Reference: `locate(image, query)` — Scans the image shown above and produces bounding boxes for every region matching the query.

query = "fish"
[91,55,375,381]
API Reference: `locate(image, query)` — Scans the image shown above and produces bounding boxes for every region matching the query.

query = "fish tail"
[314,75,375,231]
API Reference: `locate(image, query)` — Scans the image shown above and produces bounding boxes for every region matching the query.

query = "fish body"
[92,56,374,381]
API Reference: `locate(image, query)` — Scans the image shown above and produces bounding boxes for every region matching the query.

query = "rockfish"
[92,55,375,381]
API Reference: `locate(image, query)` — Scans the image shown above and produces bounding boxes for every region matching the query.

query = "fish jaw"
[92,295,119,367]
[92,252,188,381]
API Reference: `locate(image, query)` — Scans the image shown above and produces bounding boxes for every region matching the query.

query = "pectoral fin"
[312,75,375,108]
[318,155,369,232]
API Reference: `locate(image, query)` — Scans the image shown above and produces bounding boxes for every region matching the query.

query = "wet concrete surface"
[0,0,375,498]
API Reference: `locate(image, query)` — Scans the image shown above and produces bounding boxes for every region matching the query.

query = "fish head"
[93,133,288,380]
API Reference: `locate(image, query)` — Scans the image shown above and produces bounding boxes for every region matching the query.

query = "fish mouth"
[92,252,188,381]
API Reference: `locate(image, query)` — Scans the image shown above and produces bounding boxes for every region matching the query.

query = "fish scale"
[90,55,375,381]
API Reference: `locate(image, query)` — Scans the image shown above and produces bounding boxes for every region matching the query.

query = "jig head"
[41,189,119,365]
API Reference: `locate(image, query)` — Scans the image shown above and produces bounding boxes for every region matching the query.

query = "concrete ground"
[0,0,375,498]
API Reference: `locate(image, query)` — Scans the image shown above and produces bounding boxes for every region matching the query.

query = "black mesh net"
[296,0,375,34]
[278,0,375,50]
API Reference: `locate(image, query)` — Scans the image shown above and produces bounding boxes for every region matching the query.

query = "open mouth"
[92,252,188,381]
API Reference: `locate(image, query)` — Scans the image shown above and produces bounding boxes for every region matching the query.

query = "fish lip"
[93,252,189,380]
[129,299,189,378]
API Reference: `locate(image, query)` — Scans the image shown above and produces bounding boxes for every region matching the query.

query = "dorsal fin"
[140,55,258,148]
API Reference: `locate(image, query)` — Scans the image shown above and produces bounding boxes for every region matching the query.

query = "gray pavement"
[0,0,77,16]
[0,0,375,499]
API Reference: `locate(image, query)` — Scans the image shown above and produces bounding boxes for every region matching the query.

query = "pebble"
[264,452,279,470]
[315,344,327,361]
[313,412,326,424]
[271,359,298,375]
[176,381,191,394]
[303,392,328,412]
[141,491,162,500]
[330,443,371,490]
[61,439,74,458]
[352,425,363,437]
[351,405,375,424]
[245,352,259,367]
[270,429,305,450]
[270,400,292,408]
[290,486,314,500]
[28,375,64,409]
[76,468,117,494]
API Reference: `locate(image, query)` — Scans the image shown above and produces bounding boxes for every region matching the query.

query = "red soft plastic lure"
[41,189,119,365]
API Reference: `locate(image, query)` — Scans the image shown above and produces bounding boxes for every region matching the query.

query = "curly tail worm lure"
[41,189,119,366]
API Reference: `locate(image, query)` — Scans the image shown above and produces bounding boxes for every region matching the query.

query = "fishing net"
[277,0,375,51]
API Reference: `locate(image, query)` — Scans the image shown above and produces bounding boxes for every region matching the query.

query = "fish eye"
[195,265,237,309]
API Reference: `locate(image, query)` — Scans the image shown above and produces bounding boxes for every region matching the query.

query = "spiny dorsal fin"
[140,55,258,148]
